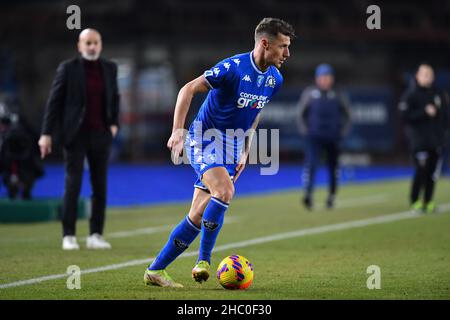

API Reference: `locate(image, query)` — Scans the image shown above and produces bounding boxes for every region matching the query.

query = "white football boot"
[86,233,112,249]
[62,236,80,250]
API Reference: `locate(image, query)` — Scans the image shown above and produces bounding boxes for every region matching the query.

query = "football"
[216,255,254,290]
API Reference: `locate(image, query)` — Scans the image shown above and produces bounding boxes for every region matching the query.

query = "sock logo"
[203,219,219,231]
[173,238,189,250]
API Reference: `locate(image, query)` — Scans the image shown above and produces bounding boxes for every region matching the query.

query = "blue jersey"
[186,51,283,183]
[194,51,283,133]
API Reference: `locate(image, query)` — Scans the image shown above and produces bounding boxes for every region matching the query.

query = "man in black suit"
[39,28,119,250]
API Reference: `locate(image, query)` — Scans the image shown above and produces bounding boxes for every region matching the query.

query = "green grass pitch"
[0,178,449,300]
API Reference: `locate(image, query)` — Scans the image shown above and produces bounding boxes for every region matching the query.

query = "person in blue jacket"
[297,64,351,210]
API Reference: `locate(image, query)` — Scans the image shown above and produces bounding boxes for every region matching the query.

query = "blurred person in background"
[0,110,43,200]
[296,63,351,210]
[38,28,120,250]
[399,63,450,213]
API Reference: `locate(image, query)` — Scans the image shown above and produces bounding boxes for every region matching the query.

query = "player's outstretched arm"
[167,75,210,163]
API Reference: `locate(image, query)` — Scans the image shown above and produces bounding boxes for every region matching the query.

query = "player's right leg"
[144,188,209,288]
[189,187,214,283]
[192,167,234,283]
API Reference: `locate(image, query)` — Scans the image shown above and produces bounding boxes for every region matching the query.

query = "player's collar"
[249,51,269,75]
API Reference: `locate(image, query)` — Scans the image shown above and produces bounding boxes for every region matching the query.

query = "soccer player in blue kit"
[144,18,295,287]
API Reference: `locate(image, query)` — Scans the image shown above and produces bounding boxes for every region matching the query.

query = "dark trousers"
[410,149,439,205]
[302,136,339,197]
[62,129,112,236]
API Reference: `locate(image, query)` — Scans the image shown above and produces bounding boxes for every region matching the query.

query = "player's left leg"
[188,187,212,226]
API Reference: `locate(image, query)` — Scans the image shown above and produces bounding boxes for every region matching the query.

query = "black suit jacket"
[41,57,120,146]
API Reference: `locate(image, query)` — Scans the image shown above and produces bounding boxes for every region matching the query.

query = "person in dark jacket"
[297,63,351,210]
[38,28,120,250]
[399,63,449,213]
[0,115,43,199]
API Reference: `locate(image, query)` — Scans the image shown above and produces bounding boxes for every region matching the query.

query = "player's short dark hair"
[255,18,295,40]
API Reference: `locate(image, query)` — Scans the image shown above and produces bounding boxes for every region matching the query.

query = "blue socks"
[149,215,200,270]
[198,197,229,263]
[148,197,229,270]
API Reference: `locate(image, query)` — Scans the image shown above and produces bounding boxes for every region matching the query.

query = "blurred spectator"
[39,29,120,250]
[0,109,43,200]
[399,63,450,213]
[296,63,351,210]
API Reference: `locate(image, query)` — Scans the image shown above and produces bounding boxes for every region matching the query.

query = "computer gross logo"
[237,92,269,109]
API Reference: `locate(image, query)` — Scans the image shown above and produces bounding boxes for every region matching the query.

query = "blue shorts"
[185,131,238,192]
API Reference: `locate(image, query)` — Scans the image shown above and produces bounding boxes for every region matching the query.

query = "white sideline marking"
[103,194,388,239]
[0,194,386,244]
[314,194,389,210]
[336,194,389,208]
[1,203,449,290]
[1,217,239,244]
[82,216,240,241]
